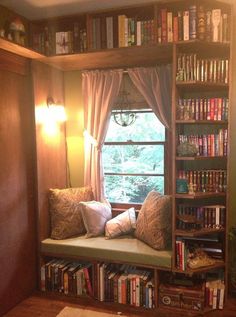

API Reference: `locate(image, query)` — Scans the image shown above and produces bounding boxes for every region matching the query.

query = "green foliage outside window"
[103,111,166,203]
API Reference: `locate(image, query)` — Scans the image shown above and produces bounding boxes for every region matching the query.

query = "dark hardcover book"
[177,11,183,41]
[189,5,197,39]
[100,16,107,49]
[73,22,80,53]
[161,8,167,43]
[197,5,205,40]
[95,17,101,50]
[205,10,212,41]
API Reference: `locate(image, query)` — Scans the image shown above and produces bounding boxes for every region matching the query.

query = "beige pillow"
[79,201,112,238]
[49,186,94,239]
[135,190,171,250]
[105,207,136,239]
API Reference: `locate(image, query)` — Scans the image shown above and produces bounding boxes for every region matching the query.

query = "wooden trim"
[0,48,29,75]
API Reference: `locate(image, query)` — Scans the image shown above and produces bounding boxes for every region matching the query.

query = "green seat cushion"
[41,235,172,269]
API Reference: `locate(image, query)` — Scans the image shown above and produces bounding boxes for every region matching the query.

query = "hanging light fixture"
[113,77,136,127]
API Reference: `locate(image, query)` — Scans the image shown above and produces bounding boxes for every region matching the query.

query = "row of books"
[94,263,155,308]
[117,16,155,48]
[176,97,229,121]
[41,259,155,308]
[157,6,229,43]
[205,279,225,310]
[40,259,93,296]
[178,129,228,157]
[32,24,87,55]
[177,169,227,193]
[177,205,226,231]
[175,237,223,271]
[176,54,229,84]
[88,5,230,49]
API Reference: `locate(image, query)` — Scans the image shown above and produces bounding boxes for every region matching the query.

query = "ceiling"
[0,0,160,20]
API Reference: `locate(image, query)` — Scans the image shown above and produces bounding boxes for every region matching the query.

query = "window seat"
[41,235,172,270]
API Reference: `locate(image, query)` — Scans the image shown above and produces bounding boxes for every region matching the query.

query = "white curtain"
[82,69,123,201]
[127,65,172,128]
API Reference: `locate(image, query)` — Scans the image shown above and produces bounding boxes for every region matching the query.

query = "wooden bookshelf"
[0,36,44,59]
[39,43,173,71]
[0,0,232,314]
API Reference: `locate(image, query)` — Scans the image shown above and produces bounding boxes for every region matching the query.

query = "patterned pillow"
[49,186,94,239]
[135,190,172,250]
[79,201,112,238]
[105,207,136,239]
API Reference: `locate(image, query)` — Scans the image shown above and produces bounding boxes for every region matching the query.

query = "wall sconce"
[47,96,67,122]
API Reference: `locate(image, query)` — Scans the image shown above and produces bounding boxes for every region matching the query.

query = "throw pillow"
[49,186,94,240]
[79,201,112,238]
[135,190,171,250]
[105,207,136,239]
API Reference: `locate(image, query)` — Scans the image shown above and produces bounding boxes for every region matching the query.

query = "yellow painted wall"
[64,71,84,187]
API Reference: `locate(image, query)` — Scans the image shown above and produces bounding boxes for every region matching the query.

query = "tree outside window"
[103,110,166,203]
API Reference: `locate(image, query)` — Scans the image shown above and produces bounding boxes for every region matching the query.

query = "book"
[197,5,205,40]
[161,8,167,43]
[183,11,189,41]
[189,5,197,39]
[106,16,114,49]
[212,9,221,42]
[118,15,126,47]
[167,11,173,42]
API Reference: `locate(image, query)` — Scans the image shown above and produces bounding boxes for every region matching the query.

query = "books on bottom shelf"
[41,259,93,296]
[94,263,155,308]
[41,260,155,308]
[205,279,225,309]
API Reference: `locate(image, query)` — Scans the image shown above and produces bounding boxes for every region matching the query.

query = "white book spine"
[167,12,173,42]
[212,9,221,42]
[136,21,141,46]
[183,11,189,41]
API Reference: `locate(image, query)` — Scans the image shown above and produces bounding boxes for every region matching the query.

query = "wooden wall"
[0,49,37,315]
[31,61,67,241]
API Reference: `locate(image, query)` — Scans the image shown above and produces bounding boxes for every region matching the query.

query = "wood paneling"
[31,61,67,241]
[0,48,30,75]
[0,51,37,315]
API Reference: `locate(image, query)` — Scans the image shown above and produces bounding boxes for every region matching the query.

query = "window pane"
[104,175,164,203]
[106,112,165,142]
[103,145,164,174]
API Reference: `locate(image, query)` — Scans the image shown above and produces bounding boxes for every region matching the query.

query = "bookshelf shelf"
[0,36,44,59]
[175,228,225,237]
[173,261,225,275]
[176,81,229,90]
[175,120,228,125]
[175,192,226,199]
[176,156,227,161]
[38,44,172,71]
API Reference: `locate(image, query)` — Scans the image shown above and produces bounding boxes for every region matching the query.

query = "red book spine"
[161,8,167,43]
[173,16,178,42]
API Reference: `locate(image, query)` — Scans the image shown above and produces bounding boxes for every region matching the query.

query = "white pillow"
[79,201,112,238]
[105,207,136,239]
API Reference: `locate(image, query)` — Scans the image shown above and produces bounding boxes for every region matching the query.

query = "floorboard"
[3,294,236,317]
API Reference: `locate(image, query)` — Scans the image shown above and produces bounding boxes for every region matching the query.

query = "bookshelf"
[172,1,232,313]
[0,0,232,314]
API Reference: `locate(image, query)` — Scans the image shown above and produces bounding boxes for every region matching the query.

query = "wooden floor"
[3,293,236,317]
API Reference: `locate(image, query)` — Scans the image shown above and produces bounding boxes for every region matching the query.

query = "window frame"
[103,109,171,207]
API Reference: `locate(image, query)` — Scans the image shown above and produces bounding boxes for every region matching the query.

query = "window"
[103,109,167,204]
